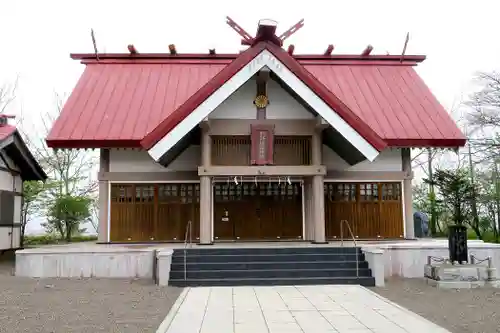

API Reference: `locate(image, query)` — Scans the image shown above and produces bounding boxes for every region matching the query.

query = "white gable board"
[148,49,379,162]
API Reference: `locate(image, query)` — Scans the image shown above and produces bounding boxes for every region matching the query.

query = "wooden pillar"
[311,130,327,243]
[98,149,110,243]
[304,178,314,241]
[402,148,415,239]
[199,125,213,244]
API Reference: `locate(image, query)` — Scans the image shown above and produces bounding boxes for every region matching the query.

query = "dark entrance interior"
[214,182,303,240]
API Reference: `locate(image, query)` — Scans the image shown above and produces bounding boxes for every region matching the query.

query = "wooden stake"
[169,44,177,55]
[400,32,410,63]
[128,44,138,54]
[91,29,99,61]
[361,45,373,56]
[324,44,334,55]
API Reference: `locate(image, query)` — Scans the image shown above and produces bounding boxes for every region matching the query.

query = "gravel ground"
[0,253,183,333]
[372,277,500,333]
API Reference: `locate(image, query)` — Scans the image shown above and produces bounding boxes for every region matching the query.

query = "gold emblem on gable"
[254,95,269,108]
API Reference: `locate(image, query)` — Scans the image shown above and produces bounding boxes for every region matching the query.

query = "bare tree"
[468,71,500,127]
[18,93,98,240]
[89,199,99,234]
[0,77,18,114]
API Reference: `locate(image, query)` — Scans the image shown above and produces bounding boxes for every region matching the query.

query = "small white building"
[0,116,47,252]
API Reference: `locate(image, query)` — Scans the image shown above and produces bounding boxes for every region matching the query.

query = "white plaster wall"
[109,147,200,173]
[14,175,22,192]
[0,164,23,250]
[0,226,20,250]
[11,226,20,248]
[209,79,314,120]
[0,169,13,191]
[323,147,402,171]
[0,167,22,192]
[14,196,22,224]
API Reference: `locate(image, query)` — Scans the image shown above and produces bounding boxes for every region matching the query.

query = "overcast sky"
[2,0,500,125]
[2,0,499,232]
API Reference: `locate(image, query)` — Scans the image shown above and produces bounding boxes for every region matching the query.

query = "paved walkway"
[157,285,450,333]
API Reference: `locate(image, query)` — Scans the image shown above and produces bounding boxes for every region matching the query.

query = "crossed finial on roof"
[226,17,304,47]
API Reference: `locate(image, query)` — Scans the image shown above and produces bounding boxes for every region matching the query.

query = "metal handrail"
[183,220,192,281]
[340,219,359,278]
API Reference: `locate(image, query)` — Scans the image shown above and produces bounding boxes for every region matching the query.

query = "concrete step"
[171,253,365,263]
[170,260,369,271]
[168,246,374,287]
[170,268,372,279]
[172,247,360,256]
[169,276,376,287]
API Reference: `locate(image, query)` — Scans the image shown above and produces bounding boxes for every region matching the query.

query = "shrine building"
[46,18,466,244]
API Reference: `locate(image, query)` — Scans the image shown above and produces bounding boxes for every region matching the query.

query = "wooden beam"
[325,170,412,181]
[278,19,305,43]
[287,44,295,55]
[315,116,328,129]
[199,117,210,130]
[168,44,177,55]
[226,16,254,45]
[198,165,326,176]
[324,44,334,55]
[207,119,316,136]
[257,69,270,82]
[361,45,373,56]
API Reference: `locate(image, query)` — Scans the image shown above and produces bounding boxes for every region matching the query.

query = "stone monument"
[424,255,500,289]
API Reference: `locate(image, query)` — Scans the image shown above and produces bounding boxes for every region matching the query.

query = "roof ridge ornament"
[225,17,304,47]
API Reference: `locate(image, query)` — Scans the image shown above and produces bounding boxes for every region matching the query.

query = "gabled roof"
[0,124,47,181]
[142,41,387,162]
[46,40,466,151]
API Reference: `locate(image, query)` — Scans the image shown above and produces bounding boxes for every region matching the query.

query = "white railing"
[183,220,192,281]
[340,219,359,278]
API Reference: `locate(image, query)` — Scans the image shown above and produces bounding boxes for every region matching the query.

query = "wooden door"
[214,183,260,240]
[325,182,403,239]
[157,183,200,241]
[379,183,404,238]
[325,183,357,239]
[236,184,260,239]
[256,182,302,240]
[214,182,303,240]
[110,184,155,242]
[110,183,199,242]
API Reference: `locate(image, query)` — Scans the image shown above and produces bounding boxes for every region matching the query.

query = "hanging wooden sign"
[250,124,274,165]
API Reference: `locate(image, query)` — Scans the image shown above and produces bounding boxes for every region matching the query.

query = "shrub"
[23,234,97,246]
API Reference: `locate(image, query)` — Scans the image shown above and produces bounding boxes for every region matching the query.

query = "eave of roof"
[46,45,465,150]
[70,52,426,63]
[0,125,47,181]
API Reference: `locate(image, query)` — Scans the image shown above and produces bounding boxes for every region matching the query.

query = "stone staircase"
[169,247,375,287]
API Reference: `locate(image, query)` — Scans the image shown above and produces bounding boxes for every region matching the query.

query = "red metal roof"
[305,64,466,147]
[47,62,226,148]
[0,124,16,140]
[47,49,465,149]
